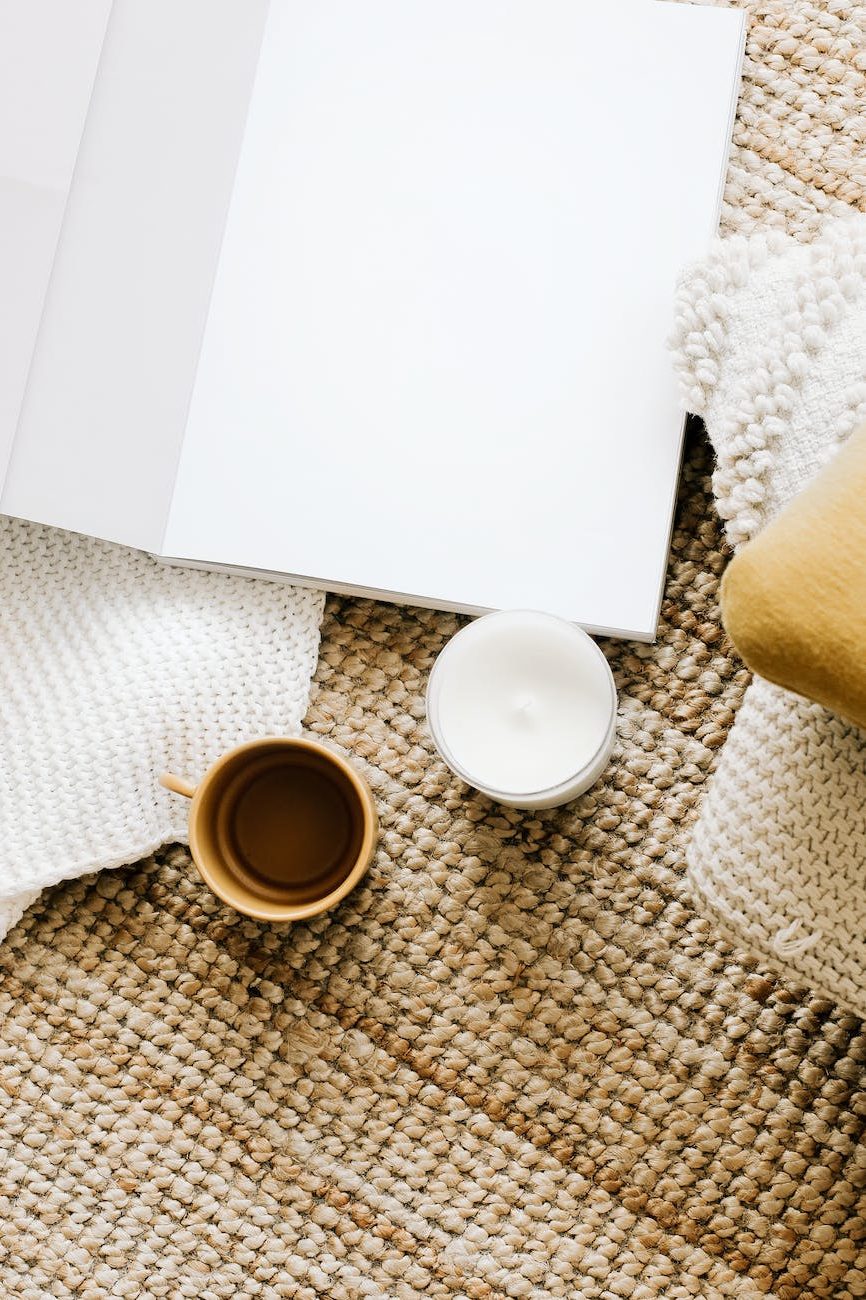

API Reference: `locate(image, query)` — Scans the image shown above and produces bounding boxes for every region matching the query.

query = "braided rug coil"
[3,3,866,1297]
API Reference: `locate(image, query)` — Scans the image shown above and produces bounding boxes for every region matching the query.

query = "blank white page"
[0,0,111,488]
[2,0,268,551]
[164,0,745,638]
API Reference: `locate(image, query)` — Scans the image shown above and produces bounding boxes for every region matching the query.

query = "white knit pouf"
[671,220,866,1015]
[0,518,324,941]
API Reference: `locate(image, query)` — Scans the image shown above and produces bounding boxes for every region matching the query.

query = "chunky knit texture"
[4,3,866,1298]
[0,518,324,938]
[671,220,866,1013]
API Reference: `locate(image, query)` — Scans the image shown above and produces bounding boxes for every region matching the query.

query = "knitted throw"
[0,518,324,940]
[671,219,866,1017]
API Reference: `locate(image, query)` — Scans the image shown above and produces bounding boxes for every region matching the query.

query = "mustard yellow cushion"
[721,422,866,730]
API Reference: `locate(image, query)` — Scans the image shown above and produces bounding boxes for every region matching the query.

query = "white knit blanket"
[671,220,866,1016]
[0,519,324,940]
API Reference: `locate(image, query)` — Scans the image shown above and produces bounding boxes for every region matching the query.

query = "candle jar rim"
[425,608,617,803]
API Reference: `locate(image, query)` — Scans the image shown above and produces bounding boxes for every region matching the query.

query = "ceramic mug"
[160,738,377,921]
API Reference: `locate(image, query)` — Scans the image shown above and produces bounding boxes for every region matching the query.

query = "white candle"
[426,610,617,809]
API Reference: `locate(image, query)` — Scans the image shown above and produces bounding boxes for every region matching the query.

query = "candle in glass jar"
[426,610,616,809]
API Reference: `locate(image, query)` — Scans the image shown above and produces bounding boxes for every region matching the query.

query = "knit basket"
[671,220,866,1016]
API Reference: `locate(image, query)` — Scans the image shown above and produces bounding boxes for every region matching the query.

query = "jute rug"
[2,4,866,1297]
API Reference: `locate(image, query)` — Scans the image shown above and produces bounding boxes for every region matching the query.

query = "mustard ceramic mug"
[160,738,377,921]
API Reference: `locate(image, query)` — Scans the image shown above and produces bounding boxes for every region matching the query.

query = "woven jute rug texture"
[3,4,866,1297]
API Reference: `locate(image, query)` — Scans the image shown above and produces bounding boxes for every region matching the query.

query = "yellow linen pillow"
[721,422,866,730]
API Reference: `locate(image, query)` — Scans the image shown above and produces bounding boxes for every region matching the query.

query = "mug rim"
[188,736,377,921]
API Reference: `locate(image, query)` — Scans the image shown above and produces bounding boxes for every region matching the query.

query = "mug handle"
[160,772,197,800]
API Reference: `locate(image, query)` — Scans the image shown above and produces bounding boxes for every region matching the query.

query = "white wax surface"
[432,612,614,796]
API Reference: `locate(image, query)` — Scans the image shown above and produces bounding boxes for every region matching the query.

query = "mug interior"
[191,741,373,919]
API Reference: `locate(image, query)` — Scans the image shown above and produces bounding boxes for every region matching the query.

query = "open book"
[1,0,745,640]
